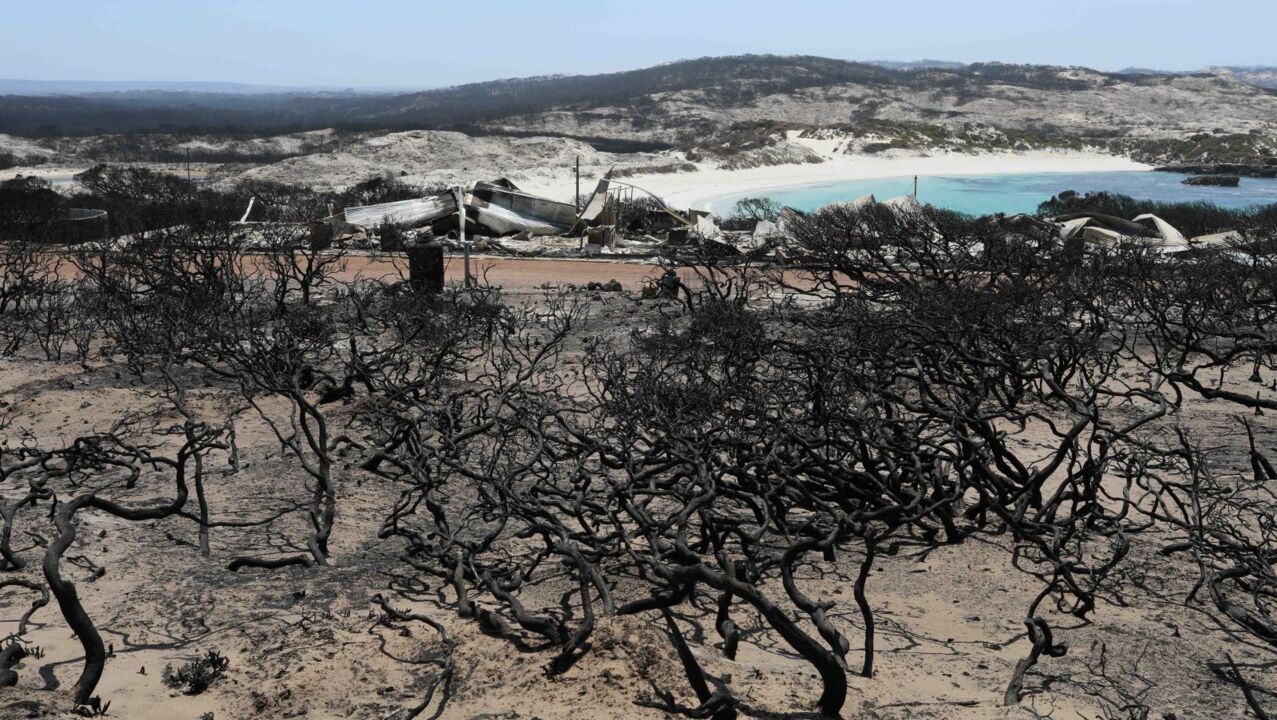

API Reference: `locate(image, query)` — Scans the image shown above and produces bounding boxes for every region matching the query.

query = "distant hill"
[1206,66,1277,90]
[1116,67,1174,76]
[0,55,1225,135]
[0,55,903,135]
[1118,65,1277,89]
[2,55,1276,168]
[0,79,414,96]
[867,60,967,71]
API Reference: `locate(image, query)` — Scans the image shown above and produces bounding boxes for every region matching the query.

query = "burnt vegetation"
[3,181,1277,717]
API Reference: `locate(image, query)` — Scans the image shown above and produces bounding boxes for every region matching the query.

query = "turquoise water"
[704,171,1277,217]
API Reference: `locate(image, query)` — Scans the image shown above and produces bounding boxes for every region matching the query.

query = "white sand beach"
[504,133,1150,211]
[605,150,1150,211]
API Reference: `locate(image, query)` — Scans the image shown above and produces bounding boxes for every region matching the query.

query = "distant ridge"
[866,59,967,71]
[0,54,1274,146]
[1116,67,1174,76]
[0,79,418,96]
[1206,66,1277,90]
[4,59,1273,100]
[1117,65,1277,88]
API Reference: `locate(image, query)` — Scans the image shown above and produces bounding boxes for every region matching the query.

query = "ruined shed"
[466,180,578,236]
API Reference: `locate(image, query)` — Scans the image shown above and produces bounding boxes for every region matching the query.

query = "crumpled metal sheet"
[579,179,610,222]
[467,181,578,236]
[344,193,457,228]
[469,200,563,235]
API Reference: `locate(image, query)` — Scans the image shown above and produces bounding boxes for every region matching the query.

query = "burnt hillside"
[0,54,1208,137]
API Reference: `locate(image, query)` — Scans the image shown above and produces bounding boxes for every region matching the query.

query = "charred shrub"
[162,650,229,695]
[638,296,767,367]
[378,223,406,251]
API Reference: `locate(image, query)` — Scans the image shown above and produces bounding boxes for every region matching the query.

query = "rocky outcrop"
[1157,162,1277,179]
[1182,175,1241,187]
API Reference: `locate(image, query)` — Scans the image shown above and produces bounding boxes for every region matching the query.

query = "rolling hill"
[3,55,1276,174]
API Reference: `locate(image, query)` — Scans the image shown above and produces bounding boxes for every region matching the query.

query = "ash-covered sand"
[0,289,1271,720]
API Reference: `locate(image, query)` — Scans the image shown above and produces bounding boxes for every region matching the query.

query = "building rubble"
[228,175,1263,265]
[1050,211,1245,254]
[331,175,749,260]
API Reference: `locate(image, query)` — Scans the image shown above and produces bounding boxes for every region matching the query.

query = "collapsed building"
[331,176,726,259]
[1052,211,1244,254]
[247,173,1262,265]
[335,180,579,246]
[765,193,1260,266]
[336,181,578,240]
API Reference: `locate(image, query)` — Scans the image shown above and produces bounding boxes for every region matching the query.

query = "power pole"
[453,185,473,288]
[575,155,581,210]
[913,175,918,198]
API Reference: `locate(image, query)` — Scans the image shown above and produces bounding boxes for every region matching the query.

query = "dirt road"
[47,250,816,293]
[336,254,673,290]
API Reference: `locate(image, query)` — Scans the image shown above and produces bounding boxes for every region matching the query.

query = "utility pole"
[453,185,473,288]
[913,175,918,199]
[575,155,581,211]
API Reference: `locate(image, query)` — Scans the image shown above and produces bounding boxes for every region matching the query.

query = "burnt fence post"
[407,236,445,294]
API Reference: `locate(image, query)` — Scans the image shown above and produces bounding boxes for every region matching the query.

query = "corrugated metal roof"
[344,194,457,228]
[469,200,562,234]
[467,182,578,235]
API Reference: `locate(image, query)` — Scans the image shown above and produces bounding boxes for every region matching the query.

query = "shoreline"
[622,150,1152,211]
[5,149,1153,215]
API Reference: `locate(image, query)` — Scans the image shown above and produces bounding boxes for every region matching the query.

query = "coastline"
[3,148,1152,215]
[623,150,1151,212]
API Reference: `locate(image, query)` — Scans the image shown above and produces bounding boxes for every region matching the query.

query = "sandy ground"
[0,291,1272,719]
[336,255,806,293]
[43,253,805,298]
[337,255,666,289]
[0,163,219,188]
[0,165,91,186]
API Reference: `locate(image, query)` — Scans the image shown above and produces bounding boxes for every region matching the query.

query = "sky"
[3,0,1275,89]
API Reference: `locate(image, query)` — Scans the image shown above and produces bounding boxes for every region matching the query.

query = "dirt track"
[337,255,677,290]
[336,254,828,293]
[46,251,817,293]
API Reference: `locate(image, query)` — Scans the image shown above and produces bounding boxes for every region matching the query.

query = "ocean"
[703,171,1277,217]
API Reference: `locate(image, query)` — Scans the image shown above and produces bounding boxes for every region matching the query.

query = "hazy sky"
[4,0,1275,88]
